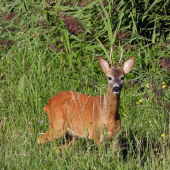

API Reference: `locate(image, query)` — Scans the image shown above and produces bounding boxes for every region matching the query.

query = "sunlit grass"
[0,0,170,169]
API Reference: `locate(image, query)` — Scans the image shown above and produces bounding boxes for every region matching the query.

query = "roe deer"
[37,51,135,150]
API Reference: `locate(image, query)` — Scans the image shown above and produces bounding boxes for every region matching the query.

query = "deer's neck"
[105,87,120,120]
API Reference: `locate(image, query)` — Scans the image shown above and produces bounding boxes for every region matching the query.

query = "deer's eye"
[108,77,112,80]
[121,77,124,80]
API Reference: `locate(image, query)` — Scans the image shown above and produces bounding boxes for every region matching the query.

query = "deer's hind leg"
[37,118,66,144]
[37,128,53,144]
[37,101,65,144]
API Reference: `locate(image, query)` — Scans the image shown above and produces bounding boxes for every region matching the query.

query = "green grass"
[0,0,170,169]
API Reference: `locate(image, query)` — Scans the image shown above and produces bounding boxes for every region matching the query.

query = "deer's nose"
[112,86,120,93]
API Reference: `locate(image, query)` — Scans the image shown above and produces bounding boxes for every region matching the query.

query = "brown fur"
[37,56,135,148]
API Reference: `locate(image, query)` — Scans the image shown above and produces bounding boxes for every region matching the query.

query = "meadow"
[0,0,170,169]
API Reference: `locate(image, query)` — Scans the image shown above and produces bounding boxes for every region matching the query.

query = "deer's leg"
[58,136,77,153]
[37,127,66,144]
[37,128,53,144]
[37,117,65,144]
[92,130,105,152]
[67,136,77,147]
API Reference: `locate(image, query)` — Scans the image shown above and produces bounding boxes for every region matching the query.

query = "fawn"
[37,51,135,150]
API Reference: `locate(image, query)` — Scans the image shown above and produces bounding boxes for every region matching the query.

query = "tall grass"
[0,0,170,169]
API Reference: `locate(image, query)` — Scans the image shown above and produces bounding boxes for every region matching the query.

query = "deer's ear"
[122,56,135,74]
[98,57,110,74]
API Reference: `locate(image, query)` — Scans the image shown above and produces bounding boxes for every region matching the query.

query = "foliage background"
[0,0,170,169]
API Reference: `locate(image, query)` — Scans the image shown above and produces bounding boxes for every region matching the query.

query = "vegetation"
[0,0,170,169]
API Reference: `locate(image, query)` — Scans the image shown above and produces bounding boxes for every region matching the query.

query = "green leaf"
[152,18,157,44]
[18,74,26,94]
[143,0,161,20]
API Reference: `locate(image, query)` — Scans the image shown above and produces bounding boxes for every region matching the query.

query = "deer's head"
[98,54,135,94]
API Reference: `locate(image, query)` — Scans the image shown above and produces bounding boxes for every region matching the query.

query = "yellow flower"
[139,98,143,102]
[162,82,165,84]
[154,148,158,151]
[7,140,10,142]
[161,133,165,138]
[162,85,166,88]
[146,84,149,87]
[136,102,139,104]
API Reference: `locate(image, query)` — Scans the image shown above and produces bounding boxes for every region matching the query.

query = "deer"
[37,49,135,151]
